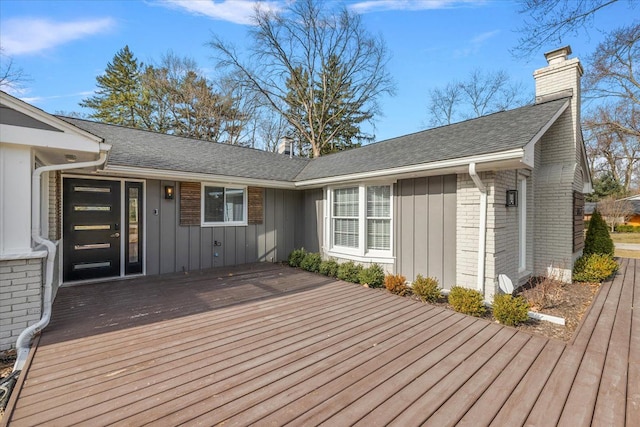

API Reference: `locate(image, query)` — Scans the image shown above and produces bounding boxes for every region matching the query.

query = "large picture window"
[329,184,393,260]
[202,184,247,226]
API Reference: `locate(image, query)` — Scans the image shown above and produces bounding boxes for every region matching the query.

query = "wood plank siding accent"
[5,259,638,425]
[248,186,264,225]
[179,182,200,226]
[148,180,300,275]
[396,175,456,288]
[573,190,585,252]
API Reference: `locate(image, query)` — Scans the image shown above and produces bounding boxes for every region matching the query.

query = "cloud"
[349,0,485,14]
[1,18,115,56]
[157,0,282,25]
[19,91,94,105]
[454,29,500,58]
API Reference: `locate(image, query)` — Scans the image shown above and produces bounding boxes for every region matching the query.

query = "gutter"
[13,150,109,371]
[468,163,487,294]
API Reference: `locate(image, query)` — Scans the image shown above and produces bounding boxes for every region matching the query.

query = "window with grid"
[366,186,391,250]
[333,187,359,248]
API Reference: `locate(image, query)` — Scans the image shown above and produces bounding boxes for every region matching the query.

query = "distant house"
[0,46,591,357]
[585,195,640,226]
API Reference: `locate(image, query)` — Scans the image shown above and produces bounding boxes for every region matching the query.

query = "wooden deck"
[3,259,639,426]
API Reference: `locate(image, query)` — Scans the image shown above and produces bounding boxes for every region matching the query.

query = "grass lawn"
[615,248,640,259]
[610,233,640,244]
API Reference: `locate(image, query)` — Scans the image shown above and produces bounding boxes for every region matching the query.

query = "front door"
[63,178,121,281]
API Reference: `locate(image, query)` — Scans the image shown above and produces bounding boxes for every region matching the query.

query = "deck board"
[4,260,639,426]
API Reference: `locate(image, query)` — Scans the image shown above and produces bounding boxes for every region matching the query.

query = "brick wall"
[0,258,43,350]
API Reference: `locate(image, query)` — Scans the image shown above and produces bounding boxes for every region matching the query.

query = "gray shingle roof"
[60,97,568,184]
[294,98,569,182]
[60,117,310,182]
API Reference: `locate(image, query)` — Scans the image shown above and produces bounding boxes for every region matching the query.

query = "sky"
[0,0,631,144]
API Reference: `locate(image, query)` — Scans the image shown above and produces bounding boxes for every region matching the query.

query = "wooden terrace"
[3,259,639,426]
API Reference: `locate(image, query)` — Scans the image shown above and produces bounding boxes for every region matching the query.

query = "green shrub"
[492,294,530,326]
[337,261,363,283]
[584,210,614,257]
[288,248,306,268]
[300,252,322,272]
[358,264,385,288]
[448,286,486,317]
[614,224,640,233]
[573,253,618,283]
[412,275,441,302]
[384,274,408,296]
[319,259,339,277]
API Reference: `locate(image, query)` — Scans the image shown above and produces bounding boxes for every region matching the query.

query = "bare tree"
[598,195,635,231]
[583,23,640,193]
[513,0,630,58]
[0,47,28,91]
[425,69,528,127]
[209,0,394,157]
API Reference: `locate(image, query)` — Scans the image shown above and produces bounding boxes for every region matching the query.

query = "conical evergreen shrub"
[584,210,614,256]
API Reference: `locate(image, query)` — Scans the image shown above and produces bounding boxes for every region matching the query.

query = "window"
[202,184,247,226]
[329,184,393,260]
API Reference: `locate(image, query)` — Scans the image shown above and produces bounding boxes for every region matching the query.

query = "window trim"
[201,183,248,227]
[326,183,394,262]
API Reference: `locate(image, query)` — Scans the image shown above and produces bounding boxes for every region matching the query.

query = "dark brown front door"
[63,178,121,281]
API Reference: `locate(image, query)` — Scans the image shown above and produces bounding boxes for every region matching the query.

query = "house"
[0,46,591,367]
[585,194,640,226]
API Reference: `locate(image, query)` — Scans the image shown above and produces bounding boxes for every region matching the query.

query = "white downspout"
[13,151,108,371]
[469,163,487,295]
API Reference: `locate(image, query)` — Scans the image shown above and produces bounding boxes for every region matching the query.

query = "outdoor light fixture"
[164,185,174,200]
[506,190,518,207]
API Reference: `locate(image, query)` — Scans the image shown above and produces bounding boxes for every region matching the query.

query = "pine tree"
[80,45,147,127]
[584,210,615,256]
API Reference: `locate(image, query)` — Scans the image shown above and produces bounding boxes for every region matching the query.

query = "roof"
[60,117,310,182]
[585,199,640,215]
[294,98,569,182]
[60,97,569,185]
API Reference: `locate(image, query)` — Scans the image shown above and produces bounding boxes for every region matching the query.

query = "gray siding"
[396,175,456,288]
[295,189,323,252]
[145,180,301,275]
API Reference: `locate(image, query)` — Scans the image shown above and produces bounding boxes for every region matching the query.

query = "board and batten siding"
[145,180,301,275]
[294,188,323,253]
[396,175,456,288]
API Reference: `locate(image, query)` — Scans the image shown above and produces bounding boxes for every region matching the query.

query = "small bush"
[412,275,441,302]
[614,224,640,233]
[300,252,322,273]
[337,261,363,283]
[573,253,618,283]
[319,259,339,277]
[448,286,486,317]
[384,274,408,296]
[584,210,614,257]
[358,264,385,288]
[492,294,530,326]
[288,248,306,268]
[520,276,564,311]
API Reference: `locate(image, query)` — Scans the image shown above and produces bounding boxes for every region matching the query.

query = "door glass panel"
[74,186,111,193]
[74,206,111,212]
[74,225,111,231]
[73,261,111,270]
[128,187,139,264]
[74,243,111,250]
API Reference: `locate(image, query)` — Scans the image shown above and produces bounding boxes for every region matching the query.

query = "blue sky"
[0,0,630,143]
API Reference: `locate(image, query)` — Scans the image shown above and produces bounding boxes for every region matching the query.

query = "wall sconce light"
[506,190,518,207]
[164,185,175,200]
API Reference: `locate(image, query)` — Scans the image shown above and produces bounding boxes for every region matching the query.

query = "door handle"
[110,232,120,238]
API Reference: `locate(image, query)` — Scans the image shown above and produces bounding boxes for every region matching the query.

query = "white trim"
[469,163,487,294]
[102,165,296,189]
[522,99,570,167]
[518,176,527,274]
[0,250,48,261]
[0,91,103,143]
[296,149,525,188]
[201,183,248,227]
[325,250,395,265]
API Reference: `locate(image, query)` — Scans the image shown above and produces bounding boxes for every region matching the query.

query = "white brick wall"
[0,258,43,350]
